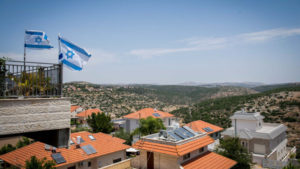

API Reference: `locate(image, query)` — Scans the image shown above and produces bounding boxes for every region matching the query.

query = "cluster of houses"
[0,106,295,169]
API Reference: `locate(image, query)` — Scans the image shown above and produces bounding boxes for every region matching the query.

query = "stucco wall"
[233,119,259,131]
[178,146,207,164]
[0,98,70,136]
[131,150,179,169]
[56,150,126,169]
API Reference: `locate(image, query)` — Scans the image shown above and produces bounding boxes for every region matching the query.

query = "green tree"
[215,137,252,169]
[283,162,299,169]
[114,129,132,145]
[25,156,56,169]
[133,116,165,136]
[87,112,113,133]
[16,137,33,149]
[0,144,16,155]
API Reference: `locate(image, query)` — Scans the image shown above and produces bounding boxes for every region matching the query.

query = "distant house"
[70,105,84,120]
[132,126,236,169]
[0,131,130,169]
[76,109,102,127]
[186,120,223,150]
[222,109,295,166]
[123,108,176,133]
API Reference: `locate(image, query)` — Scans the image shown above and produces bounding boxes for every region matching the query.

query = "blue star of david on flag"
[35,37,42,43]
[24,30,53,49]
[66,50,74,59]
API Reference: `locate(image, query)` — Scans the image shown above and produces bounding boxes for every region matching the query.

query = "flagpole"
[24,30,26,72]
[58,34,63,96]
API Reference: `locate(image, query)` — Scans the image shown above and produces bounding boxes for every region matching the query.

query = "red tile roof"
[133,135,214,156]
[76,108,102,118]
[186,120,223,135]
[70,105,80,112]
[0,131,130,168]
[123,108,174,119]
[182,151,236,169]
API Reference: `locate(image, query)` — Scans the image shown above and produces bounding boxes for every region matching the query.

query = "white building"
[123,108,177,133]
[222,109,295,166]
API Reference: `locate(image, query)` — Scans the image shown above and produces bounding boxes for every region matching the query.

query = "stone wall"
[0,98,70,135]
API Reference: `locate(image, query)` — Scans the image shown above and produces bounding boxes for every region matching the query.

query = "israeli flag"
[24,30,53,49]
[58,36,91,71]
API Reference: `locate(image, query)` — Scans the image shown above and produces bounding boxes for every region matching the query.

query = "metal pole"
[24,30,26,72]
[58,34,63,97]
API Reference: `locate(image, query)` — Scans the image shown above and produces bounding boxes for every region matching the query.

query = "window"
[168,118,171,126]
[199,147,204,153]
[113,158,122,163]
[78,162,84,167]
[183,153,190,160]
[88,161,92,167]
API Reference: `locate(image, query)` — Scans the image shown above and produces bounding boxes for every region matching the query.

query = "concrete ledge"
[0,98,71,148]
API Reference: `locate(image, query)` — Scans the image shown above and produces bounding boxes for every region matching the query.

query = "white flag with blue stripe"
[58,36,91,71]
[25,30,53,49]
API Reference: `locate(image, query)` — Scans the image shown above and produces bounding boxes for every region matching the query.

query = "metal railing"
[0,60,62,98]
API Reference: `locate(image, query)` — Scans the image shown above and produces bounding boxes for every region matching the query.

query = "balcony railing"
[0,60,62,98]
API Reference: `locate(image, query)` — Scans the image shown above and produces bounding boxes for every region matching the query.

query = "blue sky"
[0,0,300,84]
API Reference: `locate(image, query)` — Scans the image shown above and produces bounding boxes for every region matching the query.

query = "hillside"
[171,85,300,156]
[63,82,256,118]
[252,82,300,92]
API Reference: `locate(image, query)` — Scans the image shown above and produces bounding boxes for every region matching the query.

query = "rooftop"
[76,108,102,118]
[222,123,287,140]
[0,131,130,168]
[185,120,223,135]
[70,105,80,112]
[123,108,174,119]
[133,126,214,156]
[181,151,237,169]
[230,110,264,121]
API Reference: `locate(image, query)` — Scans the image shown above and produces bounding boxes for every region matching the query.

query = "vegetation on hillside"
[171,85,300,158]
[63,82,256,118]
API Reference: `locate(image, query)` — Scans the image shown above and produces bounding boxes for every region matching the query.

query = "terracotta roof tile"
[133,135,214,156]
[76,108,102,118]
[182,151,236,169]
[70,105,80,112]
[0,131,130,168]
[123,108,174,119]
[186,120,223,135]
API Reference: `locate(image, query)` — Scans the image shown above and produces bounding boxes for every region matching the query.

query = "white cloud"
[129,28,300,58]
[240,28,300,42]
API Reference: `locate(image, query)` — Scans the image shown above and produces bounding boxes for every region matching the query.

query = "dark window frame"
[113,158,122,163]
[183,153,190,160]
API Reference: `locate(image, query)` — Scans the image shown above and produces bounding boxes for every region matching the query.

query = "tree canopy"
[114,129,132,145]
[215,137,252,169]
[133,116,165,136]
[87,112,113,134]
[0,137,34,155]
[25,156,55,169]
